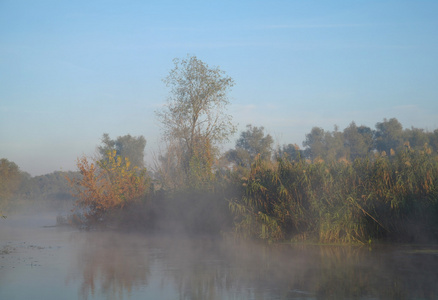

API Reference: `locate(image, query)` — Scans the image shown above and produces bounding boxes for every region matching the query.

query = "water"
[1,213,438,300]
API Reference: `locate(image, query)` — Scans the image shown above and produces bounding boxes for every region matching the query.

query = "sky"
[1,0,438,176]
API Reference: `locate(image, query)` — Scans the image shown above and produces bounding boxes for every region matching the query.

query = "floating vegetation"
[1,245,15,255]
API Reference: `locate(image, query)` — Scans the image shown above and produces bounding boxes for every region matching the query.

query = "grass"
[229,147,438,243]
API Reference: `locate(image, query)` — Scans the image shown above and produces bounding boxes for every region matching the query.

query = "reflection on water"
[1,214,438,299]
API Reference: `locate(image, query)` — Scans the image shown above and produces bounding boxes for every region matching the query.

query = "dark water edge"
[1,213,438,300]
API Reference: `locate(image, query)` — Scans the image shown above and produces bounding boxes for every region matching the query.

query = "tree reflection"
[71,232,151,300]
[161,241,438,300]
[71,233,438,300]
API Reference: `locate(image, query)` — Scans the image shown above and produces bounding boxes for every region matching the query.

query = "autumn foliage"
[68,150,149,223]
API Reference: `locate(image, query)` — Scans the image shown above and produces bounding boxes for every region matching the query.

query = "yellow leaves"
[337,156,350,165]
[116,156,122,167]
[423,143,433,155]
[313,157,324,164]
[68,152,149,221]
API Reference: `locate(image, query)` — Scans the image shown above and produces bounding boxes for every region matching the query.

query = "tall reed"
[229,146,438,243]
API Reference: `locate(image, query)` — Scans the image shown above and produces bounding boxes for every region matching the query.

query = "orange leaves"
[67,151,149,221]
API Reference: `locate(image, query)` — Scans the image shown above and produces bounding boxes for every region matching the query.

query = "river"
[1,213,438,299]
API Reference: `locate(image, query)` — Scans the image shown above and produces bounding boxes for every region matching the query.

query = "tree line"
[0,160,79,216]
[2,55,438,243]
[300,118,438,162]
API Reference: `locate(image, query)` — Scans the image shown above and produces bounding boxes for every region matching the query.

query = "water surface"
[1,213,438,299]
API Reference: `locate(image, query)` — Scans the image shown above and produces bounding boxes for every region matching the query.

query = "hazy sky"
[1,1,438,176]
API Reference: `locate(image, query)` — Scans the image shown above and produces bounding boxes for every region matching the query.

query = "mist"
[2,1,438,296]
[2,114,438,299]
[2,210,438,299]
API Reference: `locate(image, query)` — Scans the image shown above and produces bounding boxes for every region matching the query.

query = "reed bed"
[229,146,438,243]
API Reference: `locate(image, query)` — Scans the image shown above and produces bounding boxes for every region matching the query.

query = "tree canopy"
[301,118,438,162]
[98,133,146,169]
[68,150,149,223]
[156,55,236,188]
[375,118,404,155]
[226,125,274,169]
[0,158,22,216]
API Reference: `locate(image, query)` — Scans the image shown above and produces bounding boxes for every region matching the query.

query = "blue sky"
[1,0,438,176]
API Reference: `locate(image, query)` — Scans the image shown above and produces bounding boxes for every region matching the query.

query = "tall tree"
[98,134,146,169]
[156,55,236,187]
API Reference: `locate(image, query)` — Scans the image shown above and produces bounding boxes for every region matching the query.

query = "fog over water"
[2,2,438,298]
[1,212,438,300]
